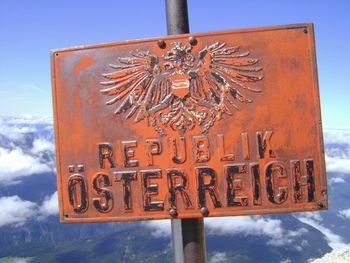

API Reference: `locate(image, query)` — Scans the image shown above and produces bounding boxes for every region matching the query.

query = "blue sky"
[0,0,349,129]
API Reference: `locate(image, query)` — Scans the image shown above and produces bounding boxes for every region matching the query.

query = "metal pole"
[165,1,207,262]
[171,219,185,263]
[165,0,190,35]
[181,218,206,263]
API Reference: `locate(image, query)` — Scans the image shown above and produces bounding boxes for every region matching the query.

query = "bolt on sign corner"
[51,23,327,223]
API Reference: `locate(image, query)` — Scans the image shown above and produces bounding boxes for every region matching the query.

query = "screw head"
[200,207,209,216]
[316,202,324,209]
[158,39,166,49]
[169,208,178,217]
[77,165,84,172]
[303,28,308,34]
[188,36,197,45]
[68,165,75,173]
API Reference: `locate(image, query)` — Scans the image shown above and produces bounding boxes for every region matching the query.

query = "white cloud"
[294,239,309,252]
[0,121,33,142]
[325,155,350,174]
[31,138,55,154]
[323,129,350,174]
[0,192,59,228]
[338,209,350,220]
[0,147,51,185]
[206,216,282,236]
[0,115,58,227]
[323,129,350,146]
[297,212,323,222]
[0,115,52,141]
[296,213,348,250]
[39,191,59,218]
[0,115,55,185]
[0,196,37,227]
[144,216,307,248]
[311,246,350,263]
[143,220,171,238]
[329,177,346,185]
[205,216,307,247]
[1,258,33,263]
[2,115,53,126]
[13,258,32,263]
[210,252,227,263]
[20,84,43,93]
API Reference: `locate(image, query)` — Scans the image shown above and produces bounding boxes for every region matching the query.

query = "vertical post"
[171,219,185,263]
[165,1,207,262]
[181,218,206,263]
[165,0,190,35]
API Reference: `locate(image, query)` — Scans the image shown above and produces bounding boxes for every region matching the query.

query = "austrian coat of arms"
[100,40,263,135]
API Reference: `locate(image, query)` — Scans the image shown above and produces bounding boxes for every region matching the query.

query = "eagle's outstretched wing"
[100,50,171,123]
[192,42,263,118]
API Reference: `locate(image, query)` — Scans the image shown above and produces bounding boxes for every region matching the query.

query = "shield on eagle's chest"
[170,74,190,98]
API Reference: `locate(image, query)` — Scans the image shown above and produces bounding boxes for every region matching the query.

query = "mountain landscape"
[0,115,349,263]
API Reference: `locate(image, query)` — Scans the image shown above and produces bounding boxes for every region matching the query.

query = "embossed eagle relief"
[100,40,263,135]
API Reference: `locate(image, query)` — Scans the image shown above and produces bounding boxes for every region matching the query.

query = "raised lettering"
[291,159,316,203]
[196,167,222,208]
[241,132,250,160]
[68,174,88,213]
[146,139,162,166]
[98,143,115,168]
[217,134,234,161]
[250,163,262,205]
[169,136,187,164]
[291,160,302,202]
[167,169,193,209]
[265,161,288,204]
[122,140,139,167]
[115,171,137,211]
[92,173,113,213]
[225,164,248,206]
[306,159,316,202]
[256,131,276,159]
[193,136,210,163]
[141,169,164,211]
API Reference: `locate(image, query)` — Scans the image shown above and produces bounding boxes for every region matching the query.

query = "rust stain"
[51,24,327,223]
[72,56,95,76]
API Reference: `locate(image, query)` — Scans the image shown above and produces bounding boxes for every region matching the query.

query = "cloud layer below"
[0,116,350,254]
[0,196,37,228]
[144,216,308,249]
[0,115,54,185]
[0,147,51,185]
[0,192,58,228]
[295,212,348,250]
[338,209,350,220]
[324,129,350,174]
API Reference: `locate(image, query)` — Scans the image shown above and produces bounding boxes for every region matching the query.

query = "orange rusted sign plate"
[51,23,327,223]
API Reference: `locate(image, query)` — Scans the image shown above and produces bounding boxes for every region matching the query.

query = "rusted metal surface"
[51,23,327,223]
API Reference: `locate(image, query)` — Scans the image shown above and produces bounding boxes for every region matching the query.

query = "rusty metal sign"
[51,23,327,223]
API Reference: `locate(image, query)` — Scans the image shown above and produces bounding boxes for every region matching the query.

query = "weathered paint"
[51,24,327,223]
